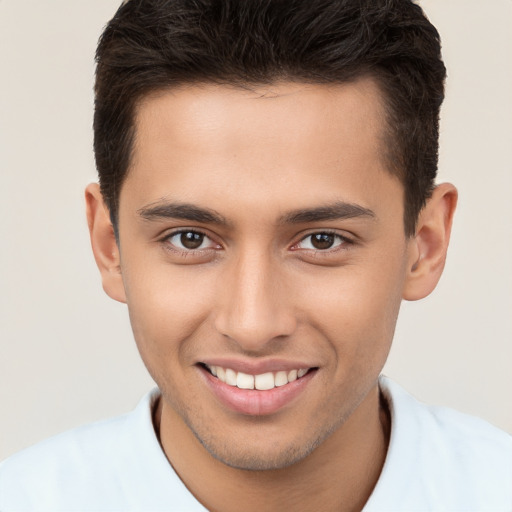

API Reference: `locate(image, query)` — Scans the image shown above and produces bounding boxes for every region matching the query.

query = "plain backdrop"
[1,0,511,461]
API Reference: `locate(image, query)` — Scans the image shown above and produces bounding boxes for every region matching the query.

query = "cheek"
[298,256,406,365]
[121,259,215,363]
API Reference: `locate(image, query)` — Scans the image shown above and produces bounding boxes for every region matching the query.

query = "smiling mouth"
[201,364,315,391]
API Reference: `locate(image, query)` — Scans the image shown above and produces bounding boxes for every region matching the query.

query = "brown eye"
[311,233,335,249]
[181,232,204,249]
[167,231,212,250]
[296,232,346,251]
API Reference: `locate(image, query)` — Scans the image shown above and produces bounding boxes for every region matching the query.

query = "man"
[0,0,510,510]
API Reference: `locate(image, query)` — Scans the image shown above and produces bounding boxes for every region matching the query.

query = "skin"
[86,78,457,511]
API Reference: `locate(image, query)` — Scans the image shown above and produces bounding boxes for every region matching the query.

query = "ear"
[402,183,458,301]
[85,183,126,303]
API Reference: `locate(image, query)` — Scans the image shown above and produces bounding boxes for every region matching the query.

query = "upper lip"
[199,358,318,375]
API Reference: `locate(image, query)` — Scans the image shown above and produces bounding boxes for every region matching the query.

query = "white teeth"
[216,366,226,383]
[205,364,312,390]
[236,371,255,390]
[274,371,288,387]
[205,364,218,377]
[255,372,275,390]
[225,368,237,386]
[288,369,298,382]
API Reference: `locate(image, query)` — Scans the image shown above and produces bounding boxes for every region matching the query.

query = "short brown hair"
[94,0,446,236]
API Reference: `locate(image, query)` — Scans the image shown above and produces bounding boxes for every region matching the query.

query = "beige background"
[1,0,511,461]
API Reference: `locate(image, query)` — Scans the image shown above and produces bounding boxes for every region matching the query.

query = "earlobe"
[402,183,458,301]
[85,183,127,303]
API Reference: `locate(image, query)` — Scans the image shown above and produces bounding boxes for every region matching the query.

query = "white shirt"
[1,377,510,511]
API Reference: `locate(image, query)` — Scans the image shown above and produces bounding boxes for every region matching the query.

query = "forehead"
[122,79,401,225]
[133,79,386,162]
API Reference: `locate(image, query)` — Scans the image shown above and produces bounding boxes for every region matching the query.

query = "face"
[116,79,413,470]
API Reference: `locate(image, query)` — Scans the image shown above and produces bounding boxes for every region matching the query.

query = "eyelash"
[292,231,353,254]
[161,229,220,255]
[160,229,353,257]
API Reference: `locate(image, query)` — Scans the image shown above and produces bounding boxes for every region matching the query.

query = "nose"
[214,248,297,352]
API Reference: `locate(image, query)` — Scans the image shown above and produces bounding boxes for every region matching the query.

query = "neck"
[155,384,390,512]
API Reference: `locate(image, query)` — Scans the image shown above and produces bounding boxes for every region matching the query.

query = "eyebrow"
[279,201,376,224]
[138,201,228,225]
[137,199,375,226]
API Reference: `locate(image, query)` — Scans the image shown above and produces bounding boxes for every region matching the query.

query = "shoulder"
[0,412,126,508]
[0,389,189,511]
[1,408,131,469]
[381,375,512,449]
[366,377,512,511]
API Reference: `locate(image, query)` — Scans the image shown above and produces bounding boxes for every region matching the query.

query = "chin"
[203,441,315,471]
[189,420,333,472]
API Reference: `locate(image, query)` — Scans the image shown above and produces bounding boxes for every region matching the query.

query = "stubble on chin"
[179,404,353,472]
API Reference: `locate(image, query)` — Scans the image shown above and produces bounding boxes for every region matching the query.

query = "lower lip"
[199,366,317,416]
